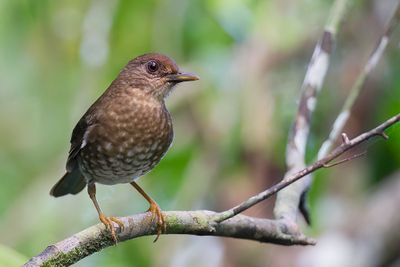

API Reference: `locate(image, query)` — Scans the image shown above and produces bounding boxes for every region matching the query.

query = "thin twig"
[214,113,400,223]
[341,133,351,144]
[322,151,366,168]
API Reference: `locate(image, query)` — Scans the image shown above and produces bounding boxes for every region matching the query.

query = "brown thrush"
[50,53,199,242]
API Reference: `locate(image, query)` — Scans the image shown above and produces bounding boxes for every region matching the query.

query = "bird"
[50,53,199,242]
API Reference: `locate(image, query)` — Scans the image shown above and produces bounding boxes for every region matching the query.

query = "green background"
[0,0,399,266]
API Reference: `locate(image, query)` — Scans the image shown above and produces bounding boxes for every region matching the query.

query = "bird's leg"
[130,181,165,242]
[87,183,124,243]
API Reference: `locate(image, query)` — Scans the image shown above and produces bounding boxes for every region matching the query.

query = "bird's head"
[119,53,199,100]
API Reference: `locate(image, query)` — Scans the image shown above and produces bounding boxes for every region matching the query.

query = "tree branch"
[274,0,352,224]
[23,211,315,267]
[317,2,400,160]
[214,113,400,223]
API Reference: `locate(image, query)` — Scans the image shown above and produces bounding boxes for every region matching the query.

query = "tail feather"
[50,167,86,197]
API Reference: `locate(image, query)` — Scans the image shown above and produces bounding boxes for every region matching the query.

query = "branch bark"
[23,211,314,267]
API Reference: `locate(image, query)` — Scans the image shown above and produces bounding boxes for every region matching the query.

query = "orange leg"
[130,181,165,242]
[88,183,124,243]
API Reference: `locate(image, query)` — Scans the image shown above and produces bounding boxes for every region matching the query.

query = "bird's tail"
[50,167,86,197]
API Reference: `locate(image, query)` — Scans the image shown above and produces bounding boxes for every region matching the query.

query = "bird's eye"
[146,60,159,73]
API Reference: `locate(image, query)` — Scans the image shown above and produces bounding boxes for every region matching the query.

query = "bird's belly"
[79,133,172,185]
[78,99,173,185]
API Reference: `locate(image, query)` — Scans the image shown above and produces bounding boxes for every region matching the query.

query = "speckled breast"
[78,97,173,185]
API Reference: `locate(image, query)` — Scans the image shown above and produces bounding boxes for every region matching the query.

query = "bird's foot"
[99,213,124,243]
[147,201,166,242]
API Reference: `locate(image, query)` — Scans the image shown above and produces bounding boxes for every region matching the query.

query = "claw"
[130,182,166,242]
[99,213,124,244]
[110,216,125,231]
[147,201,166,242]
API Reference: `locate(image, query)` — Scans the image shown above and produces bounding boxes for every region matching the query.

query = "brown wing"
[50,116,93,197]
[66,88,109,171]
[65,108,99,172]
[66,117,88,171]
[51,100,102,197]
